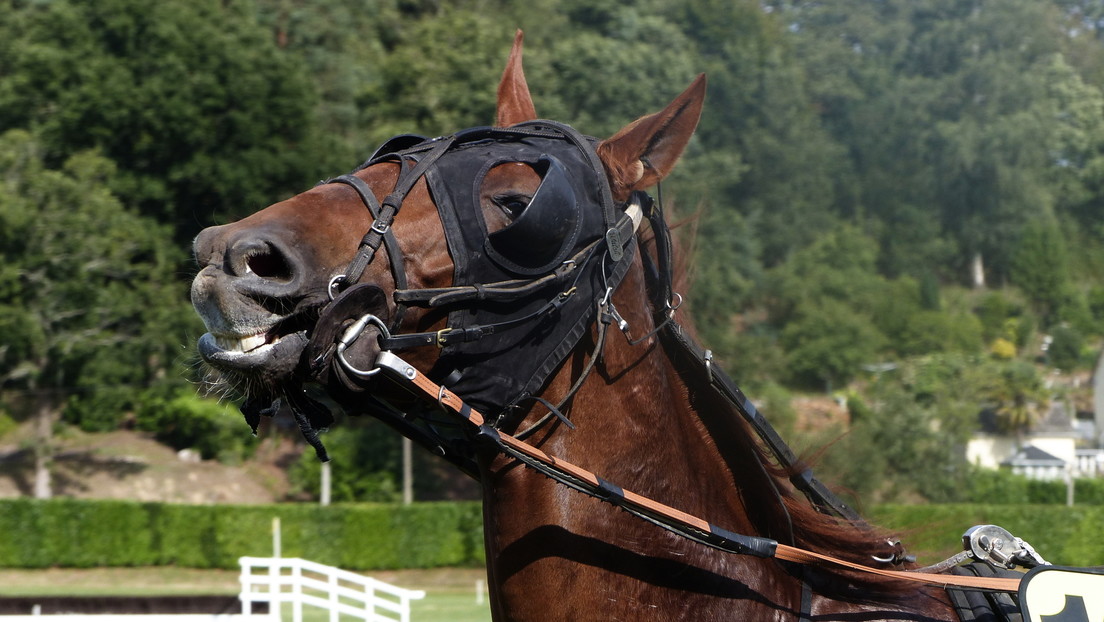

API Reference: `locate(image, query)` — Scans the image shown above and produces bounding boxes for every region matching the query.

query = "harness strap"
[370,351,1022,593]
[329,137,457,294]
[328,174,409,331]
[376,213,638,355]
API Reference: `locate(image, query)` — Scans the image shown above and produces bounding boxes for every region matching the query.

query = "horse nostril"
[227,235,297,283]
[246,249,292,280]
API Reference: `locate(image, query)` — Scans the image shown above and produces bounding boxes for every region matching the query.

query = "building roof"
[1001,445,1066,467]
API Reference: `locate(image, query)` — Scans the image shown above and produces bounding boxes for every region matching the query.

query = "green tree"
[1012,219,1073,323]
[289,421,402,503]
[983,361,1050,439]
[669,0,847,266]
[0,0,332,240]
[781,298,886,389]
[775,0,1103,284]
[813,354,990,503]
[0,130,197,496]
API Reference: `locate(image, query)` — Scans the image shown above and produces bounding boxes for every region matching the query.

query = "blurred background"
[3,0,1104,597]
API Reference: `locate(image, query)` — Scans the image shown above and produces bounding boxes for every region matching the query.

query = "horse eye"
[493,194,531,218]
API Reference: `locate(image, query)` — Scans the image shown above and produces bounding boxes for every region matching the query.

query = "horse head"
[190,31,704,458]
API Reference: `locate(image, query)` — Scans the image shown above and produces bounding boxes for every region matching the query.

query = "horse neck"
[474,254,960,621]
[482,253,767,538]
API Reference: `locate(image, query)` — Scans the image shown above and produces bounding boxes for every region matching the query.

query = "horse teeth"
[215,333,268,353]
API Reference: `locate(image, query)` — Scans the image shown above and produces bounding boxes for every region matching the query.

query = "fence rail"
[239,557,425,622]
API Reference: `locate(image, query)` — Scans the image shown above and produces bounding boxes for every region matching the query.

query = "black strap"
[947,563,1023,622]
[799,576,814,622]
[331,136,457,292]
[328,174,409,331]
[638,190,862,524]
[380,257,588,351]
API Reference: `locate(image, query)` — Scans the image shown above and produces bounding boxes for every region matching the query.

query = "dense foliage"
[2,0,1104,503]
[0,498,484,569]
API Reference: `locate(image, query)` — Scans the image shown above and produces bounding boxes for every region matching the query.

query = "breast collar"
[306,120,642,427]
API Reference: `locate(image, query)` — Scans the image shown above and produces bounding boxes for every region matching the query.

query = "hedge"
[0,499,484,570]
[961,470,1104,505]
[871,504,1104,567]
[3,499,1104,570]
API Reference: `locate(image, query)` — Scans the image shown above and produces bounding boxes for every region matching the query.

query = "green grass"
[0,566,491,622]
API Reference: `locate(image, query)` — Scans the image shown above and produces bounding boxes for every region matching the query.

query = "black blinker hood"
[414,122,634,422]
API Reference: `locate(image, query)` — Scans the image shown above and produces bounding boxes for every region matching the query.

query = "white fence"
[1,557,424,622]
[239,557,425,622]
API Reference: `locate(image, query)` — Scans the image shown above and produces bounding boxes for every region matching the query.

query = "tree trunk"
[32,393,56,500]
[971,252,986,289]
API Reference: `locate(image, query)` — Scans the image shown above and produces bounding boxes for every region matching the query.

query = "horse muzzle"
[190,223,343,388]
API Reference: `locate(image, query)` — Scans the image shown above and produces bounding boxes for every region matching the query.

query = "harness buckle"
[434,328,453,348]
[370,220,390,235]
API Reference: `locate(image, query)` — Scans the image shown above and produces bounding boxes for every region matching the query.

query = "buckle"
[434,328,453,348]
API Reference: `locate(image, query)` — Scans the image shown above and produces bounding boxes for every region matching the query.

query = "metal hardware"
[667,292,684,313]
[335,314,391,377]
[435,327,453,348]
[606,227,624,261]
[962,524,1049,569]
[327,274,347,300]
[375,351,418,381]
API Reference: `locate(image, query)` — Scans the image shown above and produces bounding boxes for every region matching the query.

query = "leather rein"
[312,126,1022,594]
[365,349,1020,593]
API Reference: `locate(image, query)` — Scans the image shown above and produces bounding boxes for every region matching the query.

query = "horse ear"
[597,74,706,200]
[496,30,538,127]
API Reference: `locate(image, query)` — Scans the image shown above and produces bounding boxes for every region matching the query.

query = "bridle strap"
[326,136,457,293]
[371,351,1021,593]
[328,174,409,330]
[377,209,635,354]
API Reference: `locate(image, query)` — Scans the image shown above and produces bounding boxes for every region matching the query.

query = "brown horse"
[191,33,971,620]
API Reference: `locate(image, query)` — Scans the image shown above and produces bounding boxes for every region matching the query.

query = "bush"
[288,422,402,503]
[989,338,1016,360]
[871,503,1104,567]
[0,499,485,570]
[1047,324,1083,371]
[896,310,982,356]
[136,390,256,463]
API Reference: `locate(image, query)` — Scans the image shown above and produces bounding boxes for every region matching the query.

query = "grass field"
[0,566,491,622]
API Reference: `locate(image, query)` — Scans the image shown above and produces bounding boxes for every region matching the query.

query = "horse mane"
[649,209,919,598]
